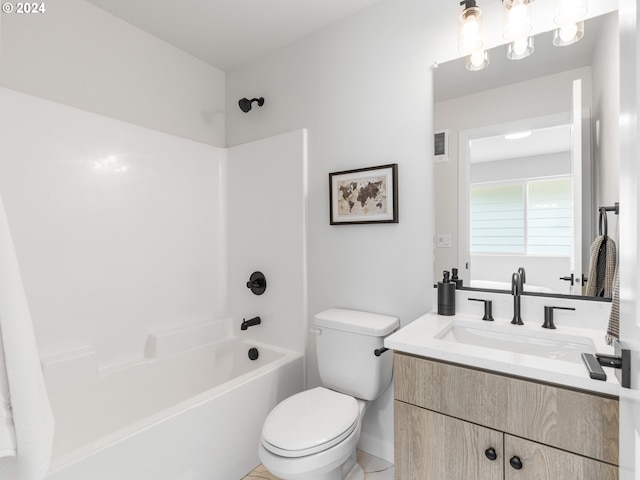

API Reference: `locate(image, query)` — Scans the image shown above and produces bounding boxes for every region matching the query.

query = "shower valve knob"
[246,271,267,295]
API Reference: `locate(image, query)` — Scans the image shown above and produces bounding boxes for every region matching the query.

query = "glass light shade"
[553,21,584,46]
[458,6,484,54]
[466,50,490,71]
[507,36,534,60]
[554,0,588,25]
[503,0,533,42]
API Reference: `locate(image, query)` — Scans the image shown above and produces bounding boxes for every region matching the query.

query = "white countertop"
[385,311,621,397]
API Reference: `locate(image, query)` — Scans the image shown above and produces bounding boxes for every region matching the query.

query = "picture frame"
[329,163,398,225]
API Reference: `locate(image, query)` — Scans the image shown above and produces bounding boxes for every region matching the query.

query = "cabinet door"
[394,353,619,464]
[504,435,618,480]
[395,401,503,480]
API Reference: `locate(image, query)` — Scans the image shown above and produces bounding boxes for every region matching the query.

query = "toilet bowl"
[259,387,367,480]
[258,308,399,480]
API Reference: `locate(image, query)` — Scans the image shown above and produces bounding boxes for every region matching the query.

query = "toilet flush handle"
[309,327,322,336]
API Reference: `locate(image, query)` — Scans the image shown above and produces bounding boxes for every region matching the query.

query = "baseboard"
[356,432,394,464]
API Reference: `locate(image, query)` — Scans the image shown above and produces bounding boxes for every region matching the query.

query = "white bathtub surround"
[143,317,232,359]
[226,130,308,354]
[0,88,309,479]
[43,322,304,480]
[0,87,225,368]
[0,194,54,480]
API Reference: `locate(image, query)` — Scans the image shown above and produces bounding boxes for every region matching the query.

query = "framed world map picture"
[329,164,398,225]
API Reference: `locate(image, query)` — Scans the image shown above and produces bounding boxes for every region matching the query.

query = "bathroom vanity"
[386,304,621,480]
[393,353,618,479]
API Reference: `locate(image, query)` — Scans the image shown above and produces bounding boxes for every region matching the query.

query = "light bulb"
[463,18,480,36]
[513,39,528,56]
[470,51,485,67]
[553,21,584,46]
[465,50,489,71]
[461,17,482,51]
[509,3,528,23]
[559,23,578,42]
[459,5,484,54]
[507,36,534,60]
[503,0,532,42]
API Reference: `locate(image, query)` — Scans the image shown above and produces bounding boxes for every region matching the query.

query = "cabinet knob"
[509,456,523,470]
[484,447,497,461]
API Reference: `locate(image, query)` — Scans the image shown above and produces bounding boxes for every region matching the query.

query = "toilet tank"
[314,308,399,401]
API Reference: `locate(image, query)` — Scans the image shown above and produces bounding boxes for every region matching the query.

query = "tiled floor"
[242,450,394,480]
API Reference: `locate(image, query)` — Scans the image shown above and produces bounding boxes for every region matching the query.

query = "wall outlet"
[437,234,451,247]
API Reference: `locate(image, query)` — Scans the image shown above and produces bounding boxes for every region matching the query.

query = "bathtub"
[41,319,304,480]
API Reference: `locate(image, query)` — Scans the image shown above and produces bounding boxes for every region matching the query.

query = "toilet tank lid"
[314,308,399,336]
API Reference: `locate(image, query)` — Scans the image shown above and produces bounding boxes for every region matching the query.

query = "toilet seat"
[261,387,359,458]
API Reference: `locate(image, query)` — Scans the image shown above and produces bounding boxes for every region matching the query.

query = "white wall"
[0,88,224,366]
[226,130,307,354]
[0,0,226,146]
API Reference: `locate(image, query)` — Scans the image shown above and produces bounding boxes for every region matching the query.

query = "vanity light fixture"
[458,0,588,71]
[503,0,534,60]
[458,0,484,55]
[553,0,587,46]
[459,0,489,70]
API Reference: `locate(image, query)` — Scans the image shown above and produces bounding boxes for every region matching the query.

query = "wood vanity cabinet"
[393,352,619,480]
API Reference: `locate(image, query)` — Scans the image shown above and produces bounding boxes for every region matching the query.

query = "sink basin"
[434,320,596,364]
[383,311,618,396]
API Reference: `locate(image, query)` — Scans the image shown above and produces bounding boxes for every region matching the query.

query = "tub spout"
[241,316,261,331]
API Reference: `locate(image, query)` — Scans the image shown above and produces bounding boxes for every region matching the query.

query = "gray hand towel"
[585,235,617,298]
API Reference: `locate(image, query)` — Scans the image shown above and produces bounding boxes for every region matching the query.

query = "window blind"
[470,176,571,255]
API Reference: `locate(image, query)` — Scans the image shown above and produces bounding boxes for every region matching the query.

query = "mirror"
[434,11,619,298]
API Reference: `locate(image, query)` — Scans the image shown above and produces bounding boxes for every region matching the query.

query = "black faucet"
[511,272,524,325]
[542,306,575,329]
[468,298,494,321]
[518,267,526,285]
[241,316,261,330]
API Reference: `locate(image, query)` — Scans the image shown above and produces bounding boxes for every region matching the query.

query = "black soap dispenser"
[451,268,463,288]
[437,270,456,316]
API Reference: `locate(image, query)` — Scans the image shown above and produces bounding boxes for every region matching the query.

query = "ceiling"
[470,124,571,164]
[85,0,384,72]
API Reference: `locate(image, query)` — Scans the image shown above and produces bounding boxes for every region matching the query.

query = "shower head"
[238,97,264,113]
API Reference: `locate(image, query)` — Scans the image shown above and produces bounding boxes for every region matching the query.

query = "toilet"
[259,308,399,480]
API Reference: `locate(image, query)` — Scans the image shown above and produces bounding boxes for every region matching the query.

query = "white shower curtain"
[0,193,54,480]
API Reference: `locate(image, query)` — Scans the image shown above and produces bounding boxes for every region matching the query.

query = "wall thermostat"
[434,130,449,163]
